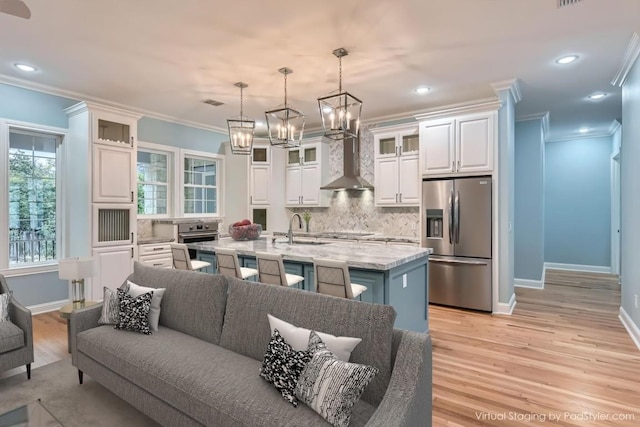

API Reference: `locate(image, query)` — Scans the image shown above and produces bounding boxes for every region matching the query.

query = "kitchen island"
[188,238,431,332]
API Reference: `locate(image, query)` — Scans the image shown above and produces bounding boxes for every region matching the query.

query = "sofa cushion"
[0,320,24,354]
[219,278,396,406]
[129,262,228,345]
[77,325,376,426]
[114,289,153,335]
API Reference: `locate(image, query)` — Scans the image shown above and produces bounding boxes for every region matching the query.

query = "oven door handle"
[179,232,219,239]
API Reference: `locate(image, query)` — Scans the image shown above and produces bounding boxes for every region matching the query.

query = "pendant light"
[265,67,305,148]
[318,48,363,140]
[227,82,255,155]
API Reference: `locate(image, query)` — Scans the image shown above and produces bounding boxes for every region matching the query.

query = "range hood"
[320,133,374,191]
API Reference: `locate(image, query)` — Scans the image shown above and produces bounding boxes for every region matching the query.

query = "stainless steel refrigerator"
[422,176,492,311]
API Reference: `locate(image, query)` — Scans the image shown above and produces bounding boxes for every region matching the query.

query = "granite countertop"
[138,237,175,245]
[271,231,420,245]
[152,218,223,225]
[187,238,432,271]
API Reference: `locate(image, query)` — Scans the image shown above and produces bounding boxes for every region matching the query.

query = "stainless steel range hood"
[320,133,374,191]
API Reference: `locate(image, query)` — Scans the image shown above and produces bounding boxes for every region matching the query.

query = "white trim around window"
[179,149,225,218]
[136,141,179,218]
[0,119,68,275]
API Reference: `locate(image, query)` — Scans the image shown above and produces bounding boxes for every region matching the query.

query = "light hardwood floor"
[3,270,639,426]
[431,270,640,426]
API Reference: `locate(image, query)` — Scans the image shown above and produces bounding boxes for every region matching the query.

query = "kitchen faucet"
[288,213,303,244]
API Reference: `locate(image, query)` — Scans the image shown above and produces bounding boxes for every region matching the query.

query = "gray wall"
[514,119,545,281]
[621,56,640,331]
[544,136,611,267]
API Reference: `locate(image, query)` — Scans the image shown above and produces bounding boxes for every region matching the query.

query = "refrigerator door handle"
[430,258,488,266]
[454,191,460,243]
[448,190,454,244]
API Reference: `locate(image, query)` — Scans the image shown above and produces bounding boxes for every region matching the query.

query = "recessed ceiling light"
[415,86,431,95]
[588,92,606,100]
[14,63,37,72]
[556,55,579,64]
[578,127,589,134]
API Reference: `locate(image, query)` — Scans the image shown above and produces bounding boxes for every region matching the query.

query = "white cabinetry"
[65,102,140,301]
[249,144,270,206]
[285,138,330,207]
[373,125,420,206]
[92,246,135,298]
[137,242,173,268]
[420,111,496,177]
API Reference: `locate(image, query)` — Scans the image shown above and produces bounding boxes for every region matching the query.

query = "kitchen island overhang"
[188,239,432,333]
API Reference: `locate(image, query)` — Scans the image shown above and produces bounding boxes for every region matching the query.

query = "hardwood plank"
[431,270,640,426]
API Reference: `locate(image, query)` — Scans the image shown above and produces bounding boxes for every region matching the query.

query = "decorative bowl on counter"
[229,223,262,241]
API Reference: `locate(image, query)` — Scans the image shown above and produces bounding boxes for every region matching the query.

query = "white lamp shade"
[59,257,96,280]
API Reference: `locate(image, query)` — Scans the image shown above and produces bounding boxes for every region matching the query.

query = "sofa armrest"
[9,298,34,356]
[365,330,432,427]
[70,304,103,366]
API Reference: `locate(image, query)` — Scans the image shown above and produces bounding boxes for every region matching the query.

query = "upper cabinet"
[420,111,496,177]
[92,109,138,148]
[373,124,420,206]
[93,144,136,203]
[249,143,271,206]
[285,137,330,207]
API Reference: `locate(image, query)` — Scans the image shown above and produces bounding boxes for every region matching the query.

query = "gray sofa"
[0,273,34,379]
[70,262,432,426]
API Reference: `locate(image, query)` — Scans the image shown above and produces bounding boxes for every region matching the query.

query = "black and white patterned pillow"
[259,329,311,406]
[0,290,11,322]
[114,288,153,335]
[99,286,122,325]
[295,331,378,427]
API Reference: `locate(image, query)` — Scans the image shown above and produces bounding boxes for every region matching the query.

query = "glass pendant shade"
[266,67,305,148]
[227,82,255,155]
[318,48,363,140]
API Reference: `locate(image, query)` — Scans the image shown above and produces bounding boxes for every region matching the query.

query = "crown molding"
[0,74,227,134]
[611,32,640,87]
[608,119,622,135]
[368,121,420,134]
[515,111,550,141]
[412,98,502,121]
[64,101,142,120]
[547,129,616,143]
[490,78,522,103]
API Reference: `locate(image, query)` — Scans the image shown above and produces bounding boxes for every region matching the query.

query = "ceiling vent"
[557,0,582,8]
[203,99,224,107]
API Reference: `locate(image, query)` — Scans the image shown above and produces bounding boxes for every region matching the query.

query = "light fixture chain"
[284,71,288,108]
[240,85,244,118]
[339,55,343,93]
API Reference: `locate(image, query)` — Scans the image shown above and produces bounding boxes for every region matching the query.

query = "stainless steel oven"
[177,222,219,257]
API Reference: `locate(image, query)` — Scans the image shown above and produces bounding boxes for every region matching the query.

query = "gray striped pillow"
[98,287,121,325]
[0,291,11,322]
[295,331,378,427]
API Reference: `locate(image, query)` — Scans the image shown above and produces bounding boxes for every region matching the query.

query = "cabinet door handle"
[250,195,253,205]
[152,247,164,251]
[130,136,134,147]
[301,196,304,204]
[457,160,460,171]
[399,193,402,203]
[395,193,398,203]
[451,160,455,171]
[131,191,134,202]
[153,263,163,267]
[131,232,134,243]
[131,248,134,258]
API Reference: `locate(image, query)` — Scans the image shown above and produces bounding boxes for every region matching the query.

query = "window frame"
[180,149,225,218]
[0,119,67,277]
[136,141,178,219]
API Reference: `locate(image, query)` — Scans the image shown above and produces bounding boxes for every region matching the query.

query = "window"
[137,149,169,215]
[182,152,223,216]
[7,129,60,266]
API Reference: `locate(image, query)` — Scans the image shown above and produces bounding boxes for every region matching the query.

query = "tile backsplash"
[290,125,420,237]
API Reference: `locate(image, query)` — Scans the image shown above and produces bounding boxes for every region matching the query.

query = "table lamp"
[59,257,96,305]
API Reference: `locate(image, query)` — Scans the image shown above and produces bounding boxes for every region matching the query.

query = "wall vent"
[203,99,224,107]
[557,0,582,8]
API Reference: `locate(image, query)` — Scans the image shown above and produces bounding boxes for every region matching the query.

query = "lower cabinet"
[92,245,134,300]
[197,252,217,274]
[137,243,173,268]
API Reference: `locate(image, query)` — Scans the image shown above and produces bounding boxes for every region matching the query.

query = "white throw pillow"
[127,281,166,332]
[267,314,361,362]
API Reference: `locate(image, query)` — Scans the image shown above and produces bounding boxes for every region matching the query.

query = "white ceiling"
[0,0,638,140]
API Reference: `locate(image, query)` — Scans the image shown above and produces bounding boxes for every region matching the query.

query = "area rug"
[0,358,159,426]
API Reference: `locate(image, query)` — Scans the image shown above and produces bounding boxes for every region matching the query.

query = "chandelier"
[227,82,255,155]
[318,48,362,140]
[265,67,305,148]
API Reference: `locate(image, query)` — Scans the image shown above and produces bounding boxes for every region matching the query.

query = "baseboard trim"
[619,306,640,351]
[514,277,544,289]
[493,293,516,315]
[544,262,611,274]
[27,299,69,315]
